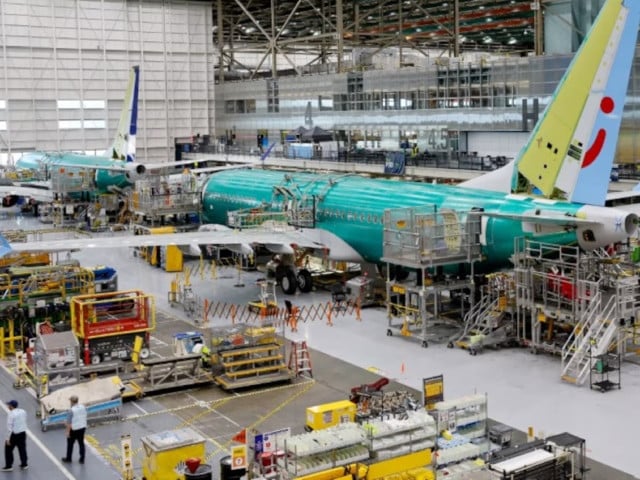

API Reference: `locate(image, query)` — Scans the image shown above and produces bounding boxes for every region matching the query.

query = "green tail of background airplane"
[8,65,146,201]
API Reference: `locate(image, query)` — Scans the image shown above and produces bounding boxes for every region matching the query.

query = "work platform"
[381,206,483,347]
[130,173,201,229]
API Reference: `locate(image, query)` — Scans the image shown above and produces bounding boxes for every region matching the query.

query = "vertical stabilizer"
[515,0,639,204]
[109,66,140,162]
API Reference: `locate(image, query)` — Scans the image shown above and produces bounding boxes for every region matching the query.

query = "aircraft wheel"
[447,342,454,349]
[386,329,393,336]
[297,269,313,293]
[281,270,298,295]
[421,340,429,348]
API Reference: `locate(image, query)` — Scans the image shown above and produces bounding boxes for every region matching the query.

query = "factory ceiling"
[210,0,544,78]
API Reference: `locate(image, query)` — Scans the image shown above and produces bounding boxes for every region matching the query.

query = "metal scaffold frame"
[130,172,202,230]
[512,237,640,385]
[382,207,483,347]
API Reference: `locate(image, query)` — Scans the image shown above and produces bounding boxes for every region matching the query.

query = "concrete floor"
[0,214,638,479]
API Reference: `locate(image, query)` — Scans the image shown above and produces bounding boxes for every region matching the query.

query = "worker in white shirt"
[61,395,87,464]
[2,400,28,471]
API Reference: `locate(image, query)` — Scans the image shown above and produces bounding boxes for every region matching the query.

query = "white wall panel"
[466,131,530,158]
[0,0,214,162]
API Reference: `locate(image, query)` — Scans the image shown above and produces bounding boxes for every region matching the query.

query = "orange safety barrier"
[199,298,362,329]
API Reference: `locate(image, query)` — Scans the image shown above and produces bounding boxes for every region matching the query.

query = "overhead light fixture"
[508,37,517,45]
[483,36,492,43]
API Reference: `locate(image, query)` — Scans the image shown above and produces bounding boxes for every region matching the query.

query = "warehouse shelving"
[433,393,489,467]
[277,423,369,476]
[362,409,437,460]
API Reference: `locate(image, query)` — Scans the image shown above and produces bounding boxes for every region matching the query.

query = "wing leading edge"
[1,228,324,259]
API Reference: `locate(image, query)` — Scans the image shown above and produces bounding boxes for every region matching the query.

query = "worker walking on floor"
[62,395,87,464]
[2,399,28,471]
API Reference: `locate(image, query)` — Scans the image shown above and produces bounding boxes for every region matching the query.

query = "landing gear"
[276,265,313,295]
[297,269,313,293]
[280,270,298,295]
[421,340,429,348]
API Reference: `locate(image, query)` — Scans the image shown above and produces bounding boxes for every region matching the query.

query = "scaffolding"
[382,207,483,347]
[513,238,640,385]
[130,172,201,229]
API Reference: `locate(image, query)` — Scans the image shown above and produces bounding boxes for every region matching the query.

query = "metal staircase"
[454,294,494,340]
[561,292,618,385]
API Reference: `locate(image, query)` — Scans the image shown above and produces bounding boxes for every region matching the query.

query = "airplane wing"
[143,161,261,175]
[0,184,55,203]
[1,227,326,258]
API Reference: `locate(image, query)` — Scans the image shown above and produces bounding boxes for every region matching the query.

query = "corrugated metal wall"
[0,0,215,163]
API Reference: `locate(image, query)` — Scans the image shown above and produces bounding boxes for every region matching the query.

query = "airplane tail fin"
[462,0,640,206]
[0,235,12,259]
[109,66,140,163]
[516,0,640,205]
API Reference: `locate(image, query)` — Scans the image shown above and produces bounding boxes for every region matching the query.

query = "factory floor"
[0,215,637,479]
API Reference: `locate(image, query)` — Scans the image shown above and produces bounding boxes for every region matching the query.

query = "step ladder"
[288,340,313,378]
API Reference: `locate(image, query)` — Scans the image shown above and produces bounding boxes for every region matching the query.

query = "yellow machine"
[290,451,434,480]
[305,400,357,431]
[247,279,279,316]
[0,252,51,270]
[295,464,364,480]
[366,449,433,480]
[141,428,206,480]
[133,226,183,272]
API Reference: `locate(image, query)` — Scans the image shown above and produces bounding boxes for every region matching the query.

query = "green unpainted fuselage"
[202,169,580,269]
[16,152,132,193]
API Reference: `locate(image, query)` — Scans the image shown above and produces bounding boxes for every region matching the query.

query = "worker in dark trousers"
[62,395,87,464]
[2,400,28,471]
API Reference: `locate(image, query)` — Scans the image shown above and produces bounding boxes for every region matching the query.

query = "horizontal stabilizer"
[476,210,597,228]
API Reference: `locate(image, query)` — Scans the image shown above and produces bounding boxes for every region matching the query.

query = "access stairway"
[560,290,619,385]
[451,295,511,355]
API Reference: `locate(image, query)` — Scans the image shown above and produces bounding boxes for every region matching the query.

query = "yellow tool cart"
[141,427,207,480]
[305,400,357,431]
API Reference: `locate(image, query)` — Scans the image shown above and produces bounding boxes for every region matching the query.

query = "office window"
[59,120,82,129]
[84,120,105,129]
[58,100,105,109]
